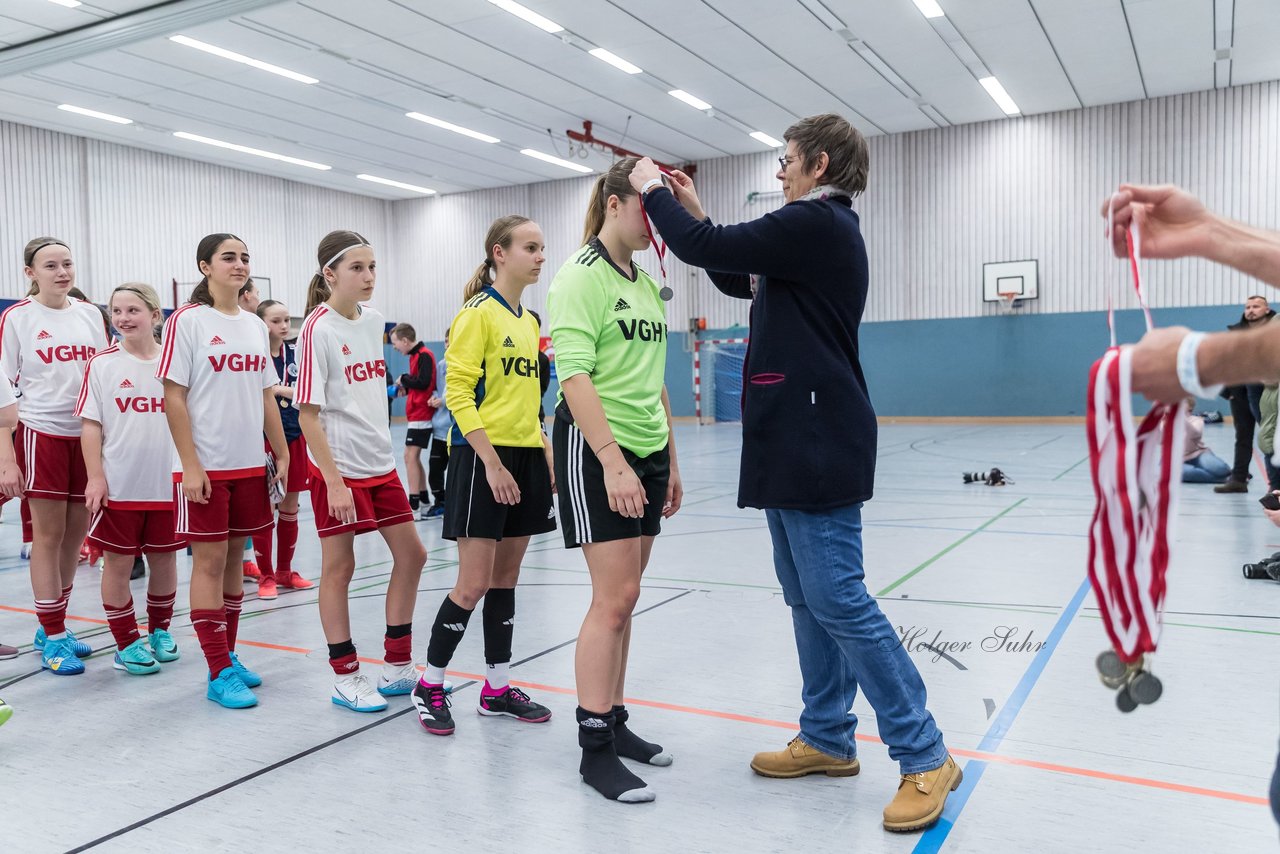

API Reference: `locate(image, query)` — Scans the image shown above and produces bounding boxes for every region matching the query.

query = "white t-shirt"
[295,303,395,481]
[0,375,16,410]
[156,304,274,478]
[75,346,173,507]
[0,298,109,437]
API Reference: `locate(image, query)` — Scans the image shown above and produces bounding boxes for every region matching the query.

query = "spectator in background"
[1182,399,1231,483]
[1215,295,1274,493]
[238,278,261,314]
[527,309,552,422]
[423,330,451,519]
[390,323,438,519]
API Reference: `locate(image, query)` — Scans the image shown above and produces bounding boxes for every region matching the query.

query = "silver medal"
[659,286,674,301]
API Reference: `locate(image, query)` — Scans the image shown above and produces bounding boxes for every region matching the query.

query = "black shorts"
[405,428,433,448]
[442,444,556,541]
[552,408,669,549]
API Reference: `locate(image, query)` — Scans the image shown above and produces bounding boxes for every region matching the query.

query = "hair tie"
[484,258,494,268]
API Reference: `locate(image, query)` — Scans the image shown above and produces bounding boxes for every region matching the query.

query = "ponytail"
[188,277,213,306]
[466,215,533,303]
[304,274,331,317]
[580,157,639,246]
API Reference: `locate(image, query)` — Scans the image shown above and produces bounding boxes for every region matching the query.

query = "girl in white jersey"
[158,233,289,709]
[77,283,184,675]
[1,237,110,676]
[296,230,427,713]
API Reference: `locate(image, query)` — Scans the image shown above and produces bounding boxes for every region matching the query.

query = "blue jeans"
[1182,451,1232,483]
[766,504,948,774]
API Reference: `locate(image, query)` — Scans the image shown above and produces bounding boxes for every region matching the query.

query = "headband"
[27,240,67,262]
[319,242,370,274]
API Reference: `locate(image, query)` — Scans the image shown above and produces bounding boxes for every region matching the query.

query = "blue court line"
[912,576,1091,853]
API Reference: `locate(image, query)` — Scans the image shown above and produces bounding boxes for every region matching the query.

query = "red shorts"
[266,436,311,493]
[89,505,186,556]
[16,424,87,502]
[174,474,273,542]
[309,467,413,538]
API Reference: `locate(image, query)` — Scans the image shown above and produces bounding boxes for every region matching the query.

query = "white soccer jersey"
[295,303,395,480]
[0,298,109,437]
[0,375,16,410]
[156,304,274,478]
[75,346,173,507]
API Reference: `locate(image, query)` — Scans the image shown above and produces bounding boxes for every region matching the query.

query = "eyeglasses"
[777,155,797,170]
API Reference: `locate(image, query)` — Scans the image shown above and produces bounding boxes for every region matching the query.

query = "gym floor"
[0,423,1276,853]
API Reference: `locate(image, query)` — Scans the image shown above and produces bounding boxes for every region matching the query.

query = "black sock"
[482,587,515,671]
[385,622,412,639]
[425,596,473,669]
[409,495,420,511]
[612,705,672,766]
[577,707,653,803]
[419,490,430,506]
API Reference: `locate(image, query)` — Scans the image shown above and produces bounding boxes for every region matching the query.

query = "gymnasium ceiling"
[0,0,1272,199]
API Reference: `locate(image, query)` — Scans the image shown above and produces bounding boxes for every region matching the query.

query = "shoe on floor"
[378,661,419,696]
[40,637,85,675]
[242,560,261,580]
[207,666,257,709]
[275,571,314,591]
[411,682,454,735]
[229,651,262,688]
[1214,478,1248,493]
[425,503,445,519]
[0,698,11,727]
[0,642,18,660]
[416,505,431,521]
[477,684,552,722]
[333,673,389,713]
[750,736,861,779]
[148,629,180,663]
[34,627,92,658]
[883,755,963,833]
[257,576,278,600]
[113,637,161,675]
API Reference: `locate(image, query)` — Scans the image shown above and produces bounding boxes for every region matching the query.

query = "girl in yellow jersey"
[412,215,556,736]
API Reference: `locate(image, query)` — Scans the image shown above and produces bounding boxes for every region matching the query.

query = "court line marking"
[876,499,1028,596]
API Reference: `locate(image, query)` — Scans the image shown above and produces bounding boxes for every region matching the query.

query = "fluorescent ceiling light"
[357,174,436,195]
[486,0,562,33]
[169,35,318,84]
[405,112,500,144]
[978,76,1020,115]
[589,48,643,75]
[911,0,946,18]
[668,89,712,111]
[749,131,784,148]
[173,131,331,170]
[58,104,132,125]
[520,148,593,174]
[46,0,82,7]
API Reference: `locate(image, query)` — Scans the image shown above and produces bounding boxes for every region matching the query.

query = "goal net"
[694,337,748,424]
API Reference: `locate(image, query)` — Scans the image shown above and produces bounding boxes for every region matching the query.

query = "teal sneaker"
[40,637,85,675]
[229,651,262,688]
[148,629,180,663]
[113,638,160,675]
[34,627,91,658]
[207,666,257,709]
[0,698,12,727]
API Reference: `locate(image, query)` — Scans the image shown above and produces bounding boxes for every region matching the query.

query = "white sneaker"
[417,506,431,521]
[332,673,388,713]
[378,662,453,696]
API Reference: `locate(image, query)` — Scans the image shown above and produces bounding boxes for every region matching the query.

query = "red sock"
[104,599,140,650]
[276,511,299,576]
[60,583,73,609]
[146,591,176,631]
[223,593,244,649]
[35,597,66,637]
[330,652,359,675]
[191,608,232,676]
[384,632,413,666]
[254,517,276,581]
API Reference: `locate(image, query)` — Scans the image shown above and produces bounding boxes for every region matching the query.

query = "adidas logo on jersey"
[36,330,52,340]
[209,336,225,346]
[119,379,134,389]
[502,336,515,348]
[341,344,352,356]
[614,298,631,312]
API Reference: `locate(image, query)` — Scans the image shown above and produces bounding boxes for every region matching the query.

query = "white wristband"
[640,177,664,196]
[1176,332,1224,399]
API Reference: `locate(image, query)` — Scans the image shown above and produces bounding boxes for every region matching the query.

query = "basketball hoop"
[998,291,1019,314]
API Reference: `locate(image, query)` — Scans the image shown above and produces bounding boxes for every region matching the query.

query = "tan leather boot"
[750,736,861,779]
[882,755,962,832]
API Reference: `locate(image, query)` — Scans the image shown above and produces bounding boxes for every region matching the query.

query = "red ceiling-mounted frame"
[566,121,696,177]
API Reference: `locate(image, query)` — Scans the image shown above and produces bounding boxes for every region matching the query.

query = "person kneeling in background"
[1182,399,1232,484]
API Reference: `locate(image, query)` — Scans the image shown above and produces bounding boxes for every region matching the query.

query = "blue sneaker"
[40,637,85,675]
[425,503,445,519]
[207,666,257,709]
[34,627,91,658]
[148,629,180,663]
[229,651,262,688]
[378,662,452,696]
[113,638,160,675]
